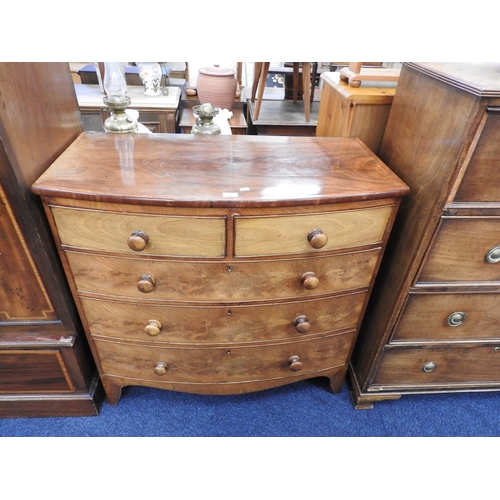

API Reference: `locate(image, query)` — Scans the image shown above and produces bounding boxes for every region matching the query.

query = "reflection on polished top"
[32,133,409,207]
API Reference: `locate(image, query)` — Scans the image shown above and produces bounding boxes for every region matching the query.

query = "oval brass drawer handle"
[294,315,311,334]
[137,274,156,293]
[127,230,149,251]
[301,271,319,290]
[288,355,303,371]
[145,319,162,336]
[307,228,328,249]
[485,245,500,263]
[421,362,437,373]
[154,361,168,376]
[447,311,467,327]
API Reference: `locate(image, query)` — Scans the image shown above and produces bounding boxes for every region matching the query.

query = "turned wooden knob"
[127,230,149,251]
[153,361,168,376]
[288,355,303,371]
[144,319,162,336]
[294,315,311,334]
[307,228,328,249]
[301,271,319,290]
[137,274,156,293]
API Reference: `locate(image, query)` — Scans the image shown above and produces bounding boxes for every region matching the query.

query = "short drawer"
[51,207,226,257]
[0,350,74,393]
[234,206,393,256]
[67,248,380,302]
[83,291,367,343]
[372,345,500,388]
[95,330,355,385]
[418,217,500,284]
[392,292,500,343]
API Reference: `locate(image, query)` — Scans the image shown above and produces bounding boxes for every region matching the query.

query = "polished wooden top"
[406,62,500,96]
[32,133,408,208]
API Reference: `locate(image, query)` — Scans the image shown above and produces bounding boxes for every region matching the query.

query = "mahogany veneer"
[32,133,408,405]
[0,62,102,417]
[349,62,500,409]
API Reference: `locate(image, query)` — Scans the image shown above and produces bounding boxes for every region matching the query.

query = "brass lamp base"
[103,95,138,133]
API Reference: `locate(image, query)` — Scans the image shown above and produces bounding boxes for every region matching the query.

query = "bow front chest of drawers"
[32,133,408,405]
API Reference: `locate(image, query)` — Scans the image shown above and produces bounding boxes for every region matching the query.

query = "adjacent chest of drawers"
[349,62,500,408]
[32,133,408,405]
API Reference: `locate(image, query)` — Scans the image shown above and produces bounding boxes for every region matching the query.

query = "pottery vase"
[197,64,237,110]
[137,62,162,96]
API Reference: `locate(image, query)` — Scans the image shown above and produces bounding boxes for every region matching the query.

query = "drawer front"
[0,350,74,393]
[453,109,500,203]
[234,206,393,256]
[393,293,500,342]
[83,291,367,343]
[418,217,500,284]
[373,345,500,388]
[95,330,355,384]
[51,207,226,257]
[67,248,380,302]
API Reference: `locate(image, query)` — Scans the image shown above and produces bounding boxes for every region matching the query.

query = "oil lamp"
[102,62,138,133]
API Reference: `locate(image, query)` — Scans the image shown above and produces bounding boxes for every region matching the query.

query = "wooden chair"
[251,62,316,122]
[339,62,400,88]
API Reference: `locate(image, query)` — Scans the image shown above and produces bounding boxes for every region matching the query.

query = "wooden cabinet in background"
[349,62,500,409]
[316,72,397,154]
[74,84,181,133]
[0,63,103,417]
[32,134,408,406]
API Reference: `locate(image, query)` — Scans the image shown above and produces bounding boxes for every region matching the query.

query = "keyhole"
[227,350,231,355]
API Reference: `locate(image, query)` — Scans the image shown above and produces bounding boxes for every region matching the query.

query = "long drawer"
[83,291,367,344]
[0,350,74,393]
[95,330,355,385]
[392,292,500,343]
[372,345,500,388]
[417,217,500,284]
[66,248,381,302]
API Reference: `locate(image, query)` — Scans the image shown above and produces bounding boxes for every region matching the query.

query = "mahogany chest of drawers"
[32,133,408,405]
[349,62,500,408]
